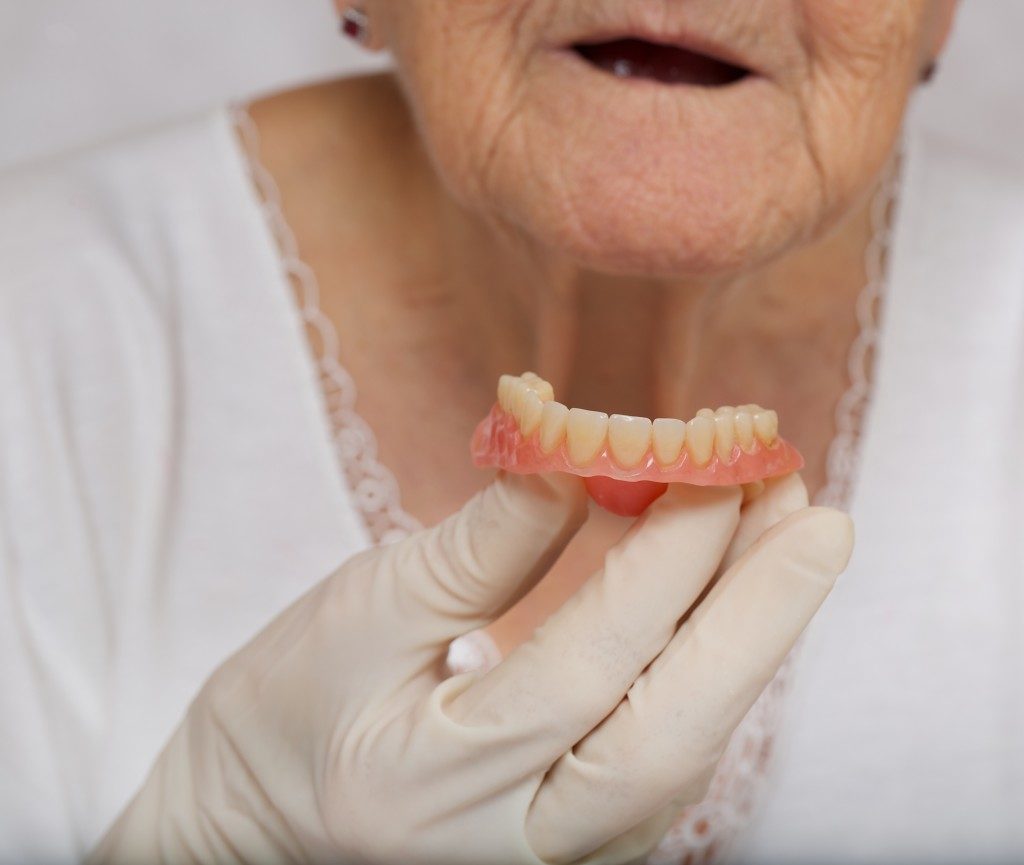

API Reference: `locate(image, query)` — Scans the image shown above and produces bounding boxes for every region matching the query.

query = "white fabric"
[0,111,371,863]
[0,106,1021,864]
[734,127,1024,864]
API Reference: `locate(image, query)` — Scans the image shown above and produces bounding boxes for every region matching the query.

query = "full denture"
[471,372,804,516]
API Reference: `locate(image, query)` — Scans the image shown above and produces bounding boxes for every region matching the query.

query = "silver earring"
[341,7,370,44]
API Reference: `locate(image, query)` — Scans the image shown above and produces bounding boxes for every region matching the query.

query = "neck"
[251,74,884,501]
[436,180,878,425]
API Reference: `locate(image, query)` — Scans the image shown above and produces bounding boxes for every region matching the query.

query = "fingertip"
[785,506,856,579]
[763,472,810,511]
[807,505,855,565]
[445,629,502,676]
[539,470,589,508]
[657,482,743,510]
[497,471,588,526]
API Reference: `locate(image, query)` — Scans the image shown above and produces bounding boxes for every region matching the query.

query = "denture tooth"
[753,409,779,446]
[539,401,569,454]
[686,415,715,467]
[519,390,544,436]
[566,408,609,466]
[714,407,737,464]
[652,418,687,467]
[509,380,530,422]
[696,407,716,421]
[526,379,555,403]
[739,403,763,414]
[498,374,517,411]
[735,410,756,452]
[516,371,555,403]
[608,415,652,469]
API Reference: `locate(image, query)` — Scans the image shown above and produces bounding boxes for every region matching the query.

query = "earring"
[340,6,370,44]
[921,60,938,84]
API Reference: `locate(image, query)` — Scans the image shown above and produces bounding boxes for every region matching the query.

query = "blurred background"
[0,0,1022,173]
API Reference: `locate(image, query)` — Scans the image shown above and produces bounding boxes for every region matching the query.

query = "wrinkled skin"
[354,0,956,277]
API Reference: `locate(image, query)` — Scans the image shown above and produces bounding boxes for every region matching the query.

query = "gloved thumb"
[390,471,588,644]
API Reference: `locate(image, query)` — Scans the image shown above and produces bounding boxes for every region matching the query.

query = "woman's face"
[367,0,956,277]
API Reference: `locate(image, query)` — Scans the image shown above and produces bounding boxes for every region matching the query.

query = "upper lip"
[553,16,762,78]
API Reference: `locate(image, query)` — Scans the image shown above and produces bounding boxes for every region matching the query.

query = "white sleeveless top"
[0,107,1022,864]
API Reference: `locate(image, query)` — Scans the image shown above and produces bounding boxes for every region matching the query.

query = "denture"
[471,372,804,516]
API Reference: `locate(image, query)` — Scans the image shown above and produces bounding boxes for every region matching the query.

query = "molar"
[566,408,609,466]
[753,409,779,446]
[714,407,737,463]
[608,415,653,469]
[539,401,569,454]
[686,415,715,467]
[652,418,687,467]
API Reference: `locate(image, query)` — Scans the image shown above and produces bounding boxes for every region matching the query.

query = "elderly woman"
[4,0,1022,863]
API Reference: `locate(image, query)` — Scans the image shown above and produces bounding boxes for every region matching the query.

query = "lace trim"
[231,101,898,864]
[231,106,422,546]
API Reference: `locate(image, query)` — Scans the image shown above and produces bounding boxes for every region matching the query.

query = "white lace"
[231,103,899,864]
[232,107,422,546]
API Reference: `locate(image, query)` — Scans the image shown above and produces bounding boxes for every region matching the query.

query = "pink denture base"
[471,405,804,516]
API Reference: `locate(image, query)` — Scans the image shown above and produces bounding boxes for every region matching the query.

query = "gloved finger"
[526,507,854,864]
[444,473,808,676]
[389,470,588,643]
[719,472,809,573]
[446,484,742,769]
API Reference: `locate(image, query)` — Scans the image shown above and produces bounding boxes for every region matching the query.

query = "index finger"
[446,483,742,770]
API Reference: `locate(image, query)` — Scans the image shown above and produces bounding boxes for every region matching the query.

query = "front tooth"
[696,407,716,420]
[735,410,756,452]
[753,409,779,445]
[539,401,569,454]
[652,418,687,467]
[566,408,609,466]
[608,415,652,469]
[714,407,737,463]
[519,391,544,436]
[686,416,715,467]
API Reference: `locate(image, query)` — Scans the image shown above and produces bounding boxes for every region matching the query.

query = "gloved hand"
[90,470,852,865]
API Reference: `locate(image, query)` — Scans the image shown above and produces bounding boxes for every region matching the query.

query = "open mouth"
[571,37,751,87]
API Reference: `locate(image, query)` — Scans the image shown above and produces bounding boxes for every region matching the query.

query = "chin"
[533,176,805,279]
[482,51,824,279]
[509,124,821,279]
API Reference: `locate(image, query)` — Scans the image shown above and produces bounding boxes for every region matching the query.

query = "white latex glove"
[91,471,852,865]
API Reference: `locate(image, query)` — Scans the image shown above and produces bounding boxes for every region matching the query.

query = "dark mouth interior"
[573,38,750,87]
